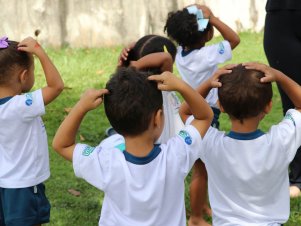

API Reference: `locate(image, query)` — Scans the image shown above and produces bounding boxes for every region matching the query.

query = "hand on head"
[117,42,136,66]
[148,71,183,91]
[79,89,109,112]
[243,62,280,83]
[195,4,213,18]
[17,37,41,55]
[211,64,237,88]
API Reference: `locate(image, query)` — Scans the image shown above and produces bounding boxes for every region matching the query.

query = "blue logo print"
[82,146,95,156]
[25,93,33,106]
[115,143,125,152]
[179,130,192,145]
[218,42,225,54]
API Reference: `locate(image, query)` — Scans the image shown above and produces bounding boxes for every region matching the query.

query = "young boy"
[52,67,213,226]
[0,37,64,225]
[180,63,301,225]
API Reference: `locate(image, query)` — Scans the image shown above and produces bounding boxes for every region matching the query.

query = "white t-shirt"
[73,125,203,226]
[176,40,232,108]
[190,109,301,226]
[0,89,49,188]
[158,91,184,143]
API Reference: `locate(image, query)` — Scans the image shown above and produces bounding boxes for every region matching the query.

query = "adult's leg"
[264,10,301,192]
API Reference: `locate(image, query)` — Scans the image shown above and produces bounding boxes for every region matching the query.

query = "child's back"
[53,67,213,226]
[0,37,63,226]
[165,4,240,108]
[182,63,301,225]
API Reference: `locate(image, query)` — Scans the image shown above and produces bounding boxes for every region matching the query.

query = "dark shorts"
[0,183,50,226]
[211,107,221,129]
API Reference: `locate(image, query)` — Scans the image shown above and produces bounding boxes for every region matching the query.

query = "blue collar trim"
[0,96,13,105]
[227,129,265,140]
[123,144,161,165]
[181,49,194,57]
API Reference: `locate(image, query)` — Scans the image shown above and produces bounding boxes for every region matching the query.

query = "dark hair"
[218,64,273,123]
[0,40,32,85]
[124,35,177,71]
[104,67,163,136]
[164,9,212,48]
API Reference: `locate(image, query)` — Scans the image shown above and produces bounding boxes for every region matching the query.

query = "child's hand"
[148,72,184,91]
[211,64,237,88]
[196,5,213,18]
[117,42,136,66]
[243,62,281,83]
[78,89,109,112]
[17,37,42,55]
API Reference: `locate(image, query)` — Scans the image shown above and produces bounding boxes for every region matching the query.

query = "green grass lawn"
[33,32,301,225]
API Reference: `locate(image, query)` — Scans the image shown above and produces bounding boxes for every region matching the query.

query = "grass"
[32,32,300,225]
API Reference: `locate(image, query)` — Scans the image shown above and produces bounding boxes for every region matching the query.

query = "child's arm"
[198,5,240,50]
[149,72,213,137]
[131,52,173,72]
[18,37,64,105]
[244,62,301,111]
[52,89,109,161]
[179,65,235,123]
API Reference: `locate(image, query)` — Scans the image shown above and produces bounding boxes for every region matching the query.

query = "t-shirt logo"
[218,42,225,54]
[82,146,95,156]
[25,93,33,106]
[179,130,192,145]
[115,143,125,152]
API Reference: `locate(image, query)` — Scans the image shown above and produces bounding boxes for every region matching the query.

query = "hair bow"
[186,6,209,32]
[0,36,9,49]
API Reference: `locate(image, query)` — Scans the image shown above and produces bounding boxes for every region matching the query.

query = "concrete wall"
[0,0,267,47]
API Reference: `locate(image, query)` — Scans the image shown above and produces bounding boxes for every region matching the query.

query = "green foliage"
[35,33,300,226]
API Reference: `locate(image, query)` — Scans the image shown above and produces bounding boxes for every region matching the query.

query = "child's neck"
[230,116,261,133]
[185,42,205,51]
[0,85,21,98]
[124,132,157,157]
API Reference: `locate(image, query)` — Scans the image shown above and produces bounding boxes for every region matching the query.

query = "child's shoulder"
[0,89,45,120]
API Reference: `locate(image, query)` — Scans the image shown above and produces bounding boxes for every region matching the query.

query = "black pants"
[264,10,301,189]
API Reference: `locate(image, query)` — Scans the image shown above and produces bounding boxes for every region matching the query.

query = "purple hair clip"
[0,36,9,49]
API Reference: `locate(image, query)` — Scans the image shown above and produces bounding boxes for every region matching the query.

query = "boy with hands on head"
[181,63,301,226]
[53,67,213,226]
[0,36,64,226]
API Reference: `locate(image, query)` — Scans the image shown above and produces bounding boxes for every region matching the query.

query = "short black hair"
[104,67,163,136]
[218,64,273,122]
[0,40,32,85]
[164,9,212,48]
[124,35,177,69]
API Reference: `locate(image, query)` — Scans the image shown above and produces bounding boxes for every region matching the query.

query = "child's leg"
[0,184,50,226]
[188,159,211,226]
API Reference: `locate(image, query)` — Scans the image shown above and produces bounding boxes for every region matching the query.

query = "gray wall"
[0,0,266,47]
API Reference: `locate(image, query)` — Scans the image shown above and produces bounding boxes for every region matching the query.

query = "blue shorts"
[211,107,221,129]
[0,183,50,226]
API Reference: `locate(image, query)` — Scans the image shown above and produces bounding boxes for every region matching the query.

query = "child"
[165,4,240,225]
[180,63,301,225]
[0,37,64,225]
[107,34,184,143]
[52,67,213,226]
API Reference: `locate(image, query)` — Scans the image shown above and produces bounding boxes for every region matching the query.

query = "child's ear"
[264,100,273,114]
[154,108,164,128]
[217,100,225,113]
[19,69,28,84]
